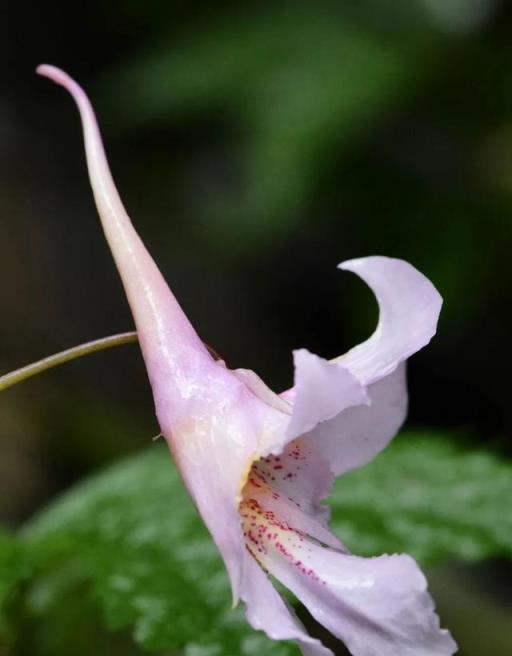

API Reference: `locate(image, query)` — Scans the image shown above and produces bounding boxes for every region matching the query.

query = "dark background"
[1,1,511,654]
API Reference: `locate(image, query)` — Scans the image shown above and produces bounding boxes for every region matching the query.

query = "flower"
[37,64,457,656]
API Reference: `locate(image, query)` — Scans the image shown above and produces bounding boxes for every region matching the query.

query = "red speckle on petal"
[239,438,328,587]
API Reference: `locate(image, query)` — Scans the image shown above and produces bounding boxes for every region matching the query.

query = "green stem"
[0,331,138,392]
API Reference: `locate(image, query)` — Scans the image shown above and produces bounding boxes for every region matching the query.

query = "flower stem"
[0,332,138,392]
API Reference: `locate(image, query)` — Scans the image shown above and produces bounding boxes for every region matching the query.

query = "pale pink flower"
[37,65,457,656]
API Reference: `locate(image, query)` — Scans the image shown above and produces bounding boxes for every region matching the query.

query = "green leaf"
[330,431,512,564]
[21,447,296,655]
[0,529,28,640]
[15,432,512,653]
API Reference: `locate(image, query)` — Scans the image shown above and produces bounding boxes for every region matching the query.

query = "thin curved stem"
[0,332,138,392]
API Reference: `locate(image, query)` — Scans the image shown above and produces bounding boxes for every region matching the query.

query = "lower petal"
[266,550,456,656]
[241,552,333,656]
[244,501,456,656]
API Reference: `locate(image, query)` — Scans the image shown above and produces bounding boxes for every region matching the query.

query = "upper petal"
[336,256,442,385]
[273,258,440,457]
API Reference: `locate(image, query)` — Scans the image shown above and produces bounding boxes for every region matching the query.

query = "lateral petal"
[309,362,407,476]
[243,437,344,549]
[285,350,369,444]
[240,350,369,459]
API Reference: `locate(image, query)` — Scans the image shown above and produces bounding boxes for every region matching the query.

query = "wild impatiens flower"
[37,65,457,656]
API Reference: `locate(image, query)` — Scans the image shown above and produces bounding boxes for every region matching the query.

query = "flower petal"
[268,550,457,656]
[232,367,293,415]
[308,362,407,476]
[273,258,439,456]
[235,350,369,458]
[241,552,333,656]
[245,501,457,656]
[285,349,369,442]
[336,256,442,385]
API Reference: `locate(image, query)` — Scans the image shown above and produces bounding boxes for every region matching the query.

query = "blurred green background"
[1,0,511,654]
